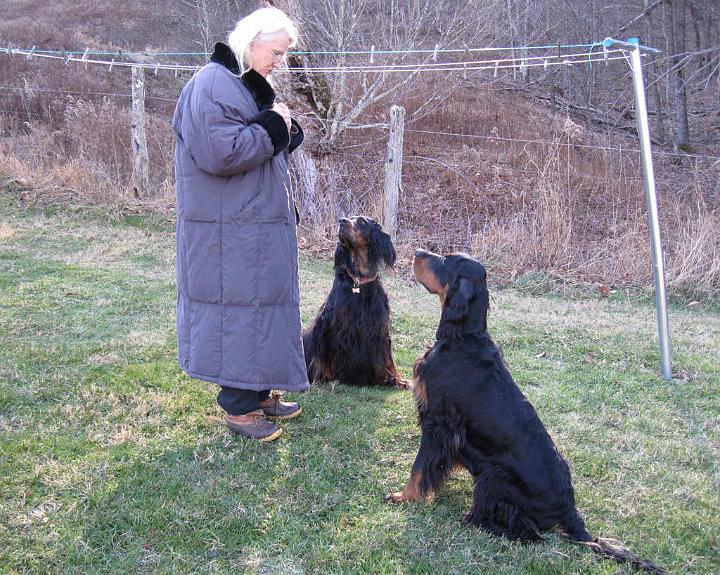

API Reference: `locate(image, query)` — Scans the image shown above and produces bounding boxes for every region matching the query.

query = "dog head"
[334,216,396,278]
[413,249,489,341]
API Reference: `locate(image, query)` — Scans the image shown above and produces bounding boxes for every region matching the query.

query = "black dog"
[303,216,409,388]
[386,249,663,574]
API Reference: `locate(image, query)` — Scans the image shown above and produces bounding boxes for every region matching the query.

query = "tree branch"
[617,0,664,35]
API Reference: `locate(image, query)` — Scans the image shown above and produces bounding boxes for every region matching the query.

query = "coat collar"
[209,41,276,110]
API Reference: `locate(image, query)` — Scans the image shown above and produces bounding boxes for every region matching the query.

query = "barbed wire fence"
[3,39,720,379]
[4,39,716,199]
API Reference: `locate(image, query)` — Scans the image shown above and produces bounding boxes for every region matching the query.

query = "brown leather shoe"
[226,410,283,442]
[259,392,302,420]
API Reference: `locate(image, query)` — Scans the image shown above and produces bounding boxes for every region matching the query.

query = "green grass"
[1,194,719,574]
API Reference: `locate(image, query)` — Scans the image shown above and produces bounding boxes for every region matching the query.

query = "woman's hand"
[272,103,292,133]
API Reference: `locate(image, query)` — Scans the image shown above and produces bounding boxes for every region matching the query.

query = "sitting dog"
[386,249,663,574]
[303,216,409,388]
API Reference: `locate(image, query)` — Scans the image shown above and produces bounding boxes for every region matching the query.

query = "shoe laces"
[247,411,267,426]
[265,390,286,408]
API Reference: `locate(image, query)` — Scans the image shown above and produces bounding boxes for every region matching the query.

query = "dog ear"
[370,225,397,269]
[334,242,352,271]
[437,276,474,340]
[444,276,474,322]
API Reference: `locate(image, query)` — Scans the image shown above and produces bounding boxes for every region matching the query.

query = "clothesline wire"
[285,54,631,73]
[278,48,626,71]
[1,44,638,74]
[0,40,638,58]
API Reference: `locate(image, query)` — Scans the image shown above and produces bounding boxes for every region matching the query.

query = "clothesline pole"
[606,37,672,381]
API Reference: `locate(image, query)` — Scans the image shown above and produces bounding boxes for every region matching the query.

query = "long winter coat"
[172,42,309,393]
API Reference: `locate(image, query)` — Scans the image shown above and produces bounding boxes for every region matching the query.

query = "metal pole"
[626,39,673,380]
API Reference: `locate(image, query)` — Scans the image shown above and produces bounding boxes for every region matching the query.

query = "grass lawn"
[1,194,718,574]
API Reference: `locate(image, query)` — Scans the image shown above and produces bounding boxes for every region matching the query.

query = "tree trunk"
[645,0,665,144]
[667,0,690,149]
[586,0,597,108]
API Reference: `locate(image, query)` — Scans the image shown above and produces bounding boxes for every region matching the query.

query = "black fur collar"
[210,41,240,73]
[209,41,276,110]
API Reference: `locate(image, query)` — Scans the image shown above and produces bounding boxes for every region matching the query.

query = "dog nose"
[415,249,427,258]
[339,218,349,224]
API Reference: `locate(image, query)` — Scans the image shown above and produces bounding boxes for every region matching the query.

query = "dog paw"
[384,491,408,504]
[395,378,413,390]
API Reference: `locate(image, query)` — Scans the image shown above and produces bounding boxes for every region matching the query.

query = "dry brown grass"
[666,200,720,295]
[0,85,176,210]
[1,61,718,297]
[392,83,720,296]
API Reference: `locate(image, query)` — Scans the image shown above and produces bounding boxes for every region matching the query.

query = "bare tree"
[501,0,550,83]
[176,0,257,54]
[285,0,498,149]
[180,0,214,53]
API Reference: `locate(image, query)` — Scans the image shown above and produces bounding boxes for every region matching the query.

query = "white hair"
[227,7,298,76]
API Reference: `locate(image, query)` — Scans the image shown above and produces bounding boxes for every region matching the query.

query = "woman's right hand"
[272,103,292,133]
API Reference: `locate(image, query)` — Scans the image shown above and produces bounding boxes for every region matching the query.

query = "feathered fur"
[387,249,663,574]
[303,216,408,388]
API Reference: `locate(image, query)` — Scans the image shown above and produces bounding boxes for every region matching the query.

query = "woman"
[173,7,308,442]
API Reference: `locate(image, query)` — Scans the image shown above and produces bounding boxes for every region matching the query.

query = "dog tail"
[559,512,663,573]
[576,537,665,574]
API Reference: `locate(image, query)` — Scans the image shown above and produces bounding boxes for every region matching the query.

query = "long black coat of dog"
[386,249,663,574]
[303,216,409,388]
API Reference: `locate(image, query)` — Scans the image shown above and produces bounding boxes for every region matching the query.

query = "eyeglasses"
[268,46,287,62]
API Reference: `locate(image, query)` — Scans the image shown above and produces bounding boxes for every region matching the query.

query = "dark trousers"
[217,387,271,416]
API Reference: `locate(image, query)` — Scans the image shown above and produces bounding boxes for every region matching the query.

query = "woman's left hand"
[272,103,292,133]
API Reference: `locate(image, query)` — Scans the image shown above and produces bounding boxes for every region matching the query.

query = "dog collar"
[349,273,377,293]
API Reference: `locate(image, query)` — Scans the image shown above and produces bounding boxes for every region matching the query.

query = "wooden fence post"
[131,66,150,198]
[383,105,405,242]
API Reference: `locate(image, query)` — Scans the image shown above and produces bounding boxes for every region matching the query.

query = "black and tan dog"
[303,216,409,388]
[386,249,663,574]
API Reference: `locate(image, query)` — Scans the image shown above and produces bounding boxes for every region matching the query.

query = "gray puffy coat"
[172,42,309,393]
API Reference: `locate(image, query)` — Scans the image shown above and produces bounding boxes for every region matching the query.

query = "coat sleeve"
[251,110,291,156]
[288,118,304,154]
[179,73,289,177]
